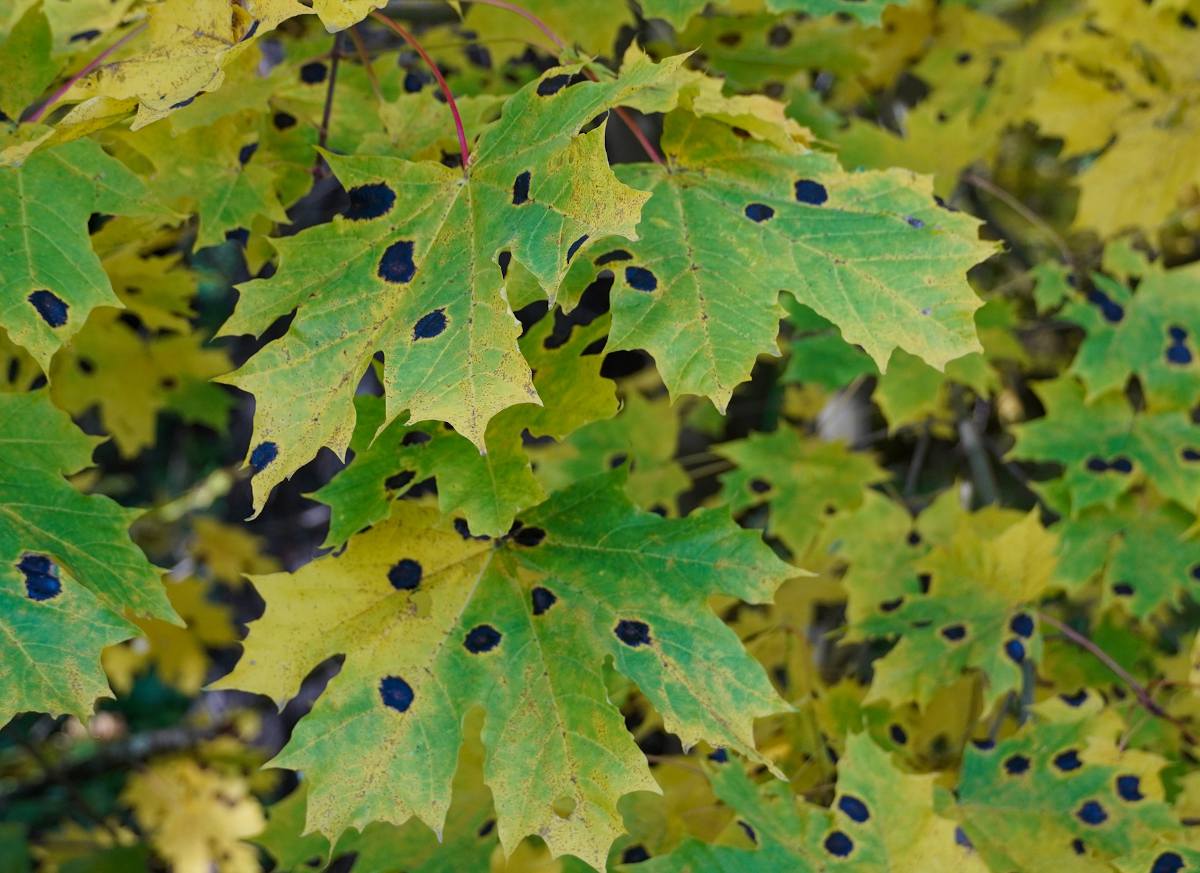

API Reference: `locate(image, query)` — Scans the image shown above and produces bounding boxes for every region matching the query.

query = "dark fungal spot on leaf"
[1076,800,1108,825]
[795,179,828,205]
[749,478,771,494]
[464,624,502,653]
[478,819,495,837]
[566,234,589,263]
[170,95,197,109]
[1061,689,1089,706]
[838,795,870,822]
[453,518,489,541]
[972,739,994,751]
[388,558,422,591]
[917,572,932,593]
[737,820,756,843]
[615,619,651,647]
[512,171,531,205]
[625,266,658,292]
[513,526,545,547]
[1116,774,1144,801]
[78,357,95,375]
[608,452,628,469]
[238,142,258,165]
[941,624,967,642]
[273,111,297,130]
[28,290,68,327]
[907,530,922,546]
[1004,638,1025,663]
[1053,749,1082,772]
[379,241,417,284]
[465,43,491,69]
[717,31,742,46]
[708,748,728,763]
[744,203,775,222]
[537,74,571,96]
[955,827,973,849]
[1072,838,1085,855]
[531,586,557,615]
[1167,343,1193,365]
[1004,754,1030,775]
[905,216,925,229]
[824,831,854,857]
[18,555,61,601]
[1169,325,1188,342]
[498,250,511,278]
[622,845,649,864]
[1113,582,1134,596]
[345,183,396,221]
[385,470,415,491]
[1152,851,1185,873]
[1086,289,1124,323]
[595,249,632,266]
[70,29,101,42]
[249,441,277,473]
[1182,448,1200,462]
[379,675,414,712]
[404,71,425,92]
[1110,456,1133,474]
[1010,613,1034,638]
[768,24,793,46]
[880,597,904,612]
[413,309,447,340]
[403,431,431,447]
[889,723,908,744]
[1086,456,1109,472]
[299,61,328,84]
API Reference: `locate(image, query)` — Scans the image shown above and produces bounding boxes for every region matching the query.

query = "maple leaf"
[0,391,175,722]
[221,53,690,512]
[0,138,166,370]
[0,3,59,120]
[561,114,995,411]
[218,472,794,869]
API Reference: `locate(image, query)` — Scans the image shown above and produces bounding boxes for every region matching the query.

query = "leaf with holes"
[0,391,175,723]
[561,114,994,412]
[220,53,690,513]
[217,472,794,870]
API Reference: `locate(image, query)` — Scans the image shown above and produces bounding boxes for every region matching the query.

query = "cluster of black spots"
[300,61,328,84]
[1075,799,1108,825]
[379,675,414,712]
[1060,689,1089,707]
[625,266,658,292]
[453,518,490,541]
[28,290,68,327]
[744,203,776,222]
[273,111,297,130]
[1116,774,1144,801]
[477,819,496,838]
[615,619,652,647]
[345,183,396,221]
[621,845,650,864]
[1152,851,1185,873]
[385,470,415,491]
[879,596,904,613]
[249,441,278,473]
[941,623,967,642]
[595,249,632,266]
[531,586,557,615]
[1004,638,1025,663]
[823,831,854,858]
[889,723,908,745]
[238,142,258,165]
[388,558,423,591]
[794,179,829,205]
[1009,613,1034,638]
[837,795,870,823]
[1053,749,1081,772]
[1166,325,1194,365]
[512,171,531,205]
[1086,288,1125,323]
[708,747,728,763]
[69,28,101,43]
[1004,754,1030,775]
[566,235,589,263]
[18,555,61,601]
[378,240,417,284]
[464,624,502,653]
[767,23,793,46]
[1084,455,1133,474]
[536,73,572,96]
[413,309,447,340]
[1112,581,1135,597]
[905,215,925,229]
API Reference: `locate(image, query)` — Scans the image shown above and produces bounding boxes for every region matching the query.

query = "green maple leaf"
[0,391,175,722]
[859,511,1057,709]
[220,53,689,512]
[956,719,1181,872]
[1066,266,1200,411]
[314,315,616,542]
[218,472,794,870]
[562,115,994,411]
[1010,377,1200,515]
[716,428,886,556]
[0,138,165,369]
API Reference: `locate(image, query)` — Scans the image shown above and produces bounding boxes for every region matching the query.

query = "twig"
[956,396,997,506]
[962,172,1076,272]
[371,12,471,172]
[464,0,667,167]
[903,421,931,497]
[1037,611,1197,743]
[26,22,148,123]
[317,32,344,156]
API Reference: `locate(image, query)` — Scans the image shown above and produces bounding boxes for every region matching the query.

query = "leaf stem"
[26,22,148,124]
[463,0,667,167]
[371,11,471,172]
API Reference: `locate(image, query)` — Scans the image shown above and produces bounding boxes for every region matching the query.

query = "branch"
[962,172,1077,274]
[315,31,344,174]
